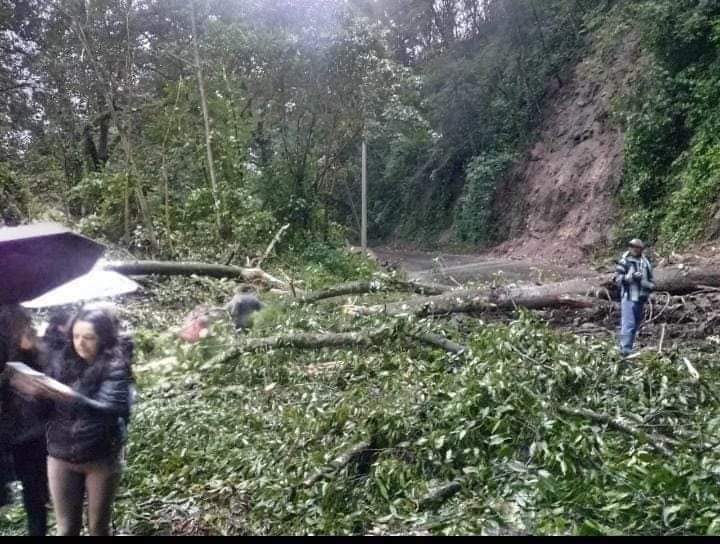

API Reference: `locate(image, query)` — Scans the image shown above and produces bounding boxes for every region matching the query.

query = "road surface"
[372,248,594,286]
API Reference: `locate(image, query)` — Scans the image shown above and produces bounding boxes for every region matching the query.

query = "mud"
[488,28,647,264]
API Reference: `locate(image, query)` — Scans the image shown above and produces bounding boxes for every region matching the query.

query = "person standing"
[18,307,134,536]
[0,304,51,536]
[615,239,655,356]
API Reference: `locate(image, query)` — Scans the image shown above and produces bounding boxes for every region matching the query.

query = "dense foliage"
[5,273,720,536]
[3,1,720,254]
[5,1,720,536]
[617,0,720,249]
[0,0,618,256]
[116,304,720,536]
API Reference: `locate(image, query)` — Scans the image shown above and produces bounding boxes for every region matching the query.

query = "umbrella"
[21,268,140,309]
[0,222,105,304]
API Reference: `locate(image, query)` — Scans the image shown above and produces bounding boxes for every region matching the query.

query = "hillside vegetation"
[3,269,720,536]
[3,1,720,537]
[2,1,719,256]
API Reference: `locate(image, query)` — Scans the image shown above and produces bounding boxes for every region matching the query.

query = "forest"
[2,0,720,536]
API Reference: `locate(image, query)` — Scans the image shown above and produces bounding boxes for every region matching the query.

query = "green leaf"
[663,504,685,527]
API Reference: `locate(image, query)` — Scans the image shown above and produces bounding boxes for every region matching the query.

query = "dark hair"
[48,309,73,330]
[69,308,119,357]
[0,304,33,364]
[57,307,130,390]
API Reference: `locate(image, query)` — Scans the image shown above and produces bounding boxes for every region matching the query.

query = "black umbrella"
[0,223,105,305]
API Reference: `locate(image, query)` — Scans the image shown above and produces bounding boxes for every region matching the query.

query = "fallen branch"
[344,288,601,318]
[300,278,450,304]
[557,406,673,457]
[205,325,396,367]
[104,260,288,290]
[409,331,467,354]
[419,479,464,510]
[256,223,290,268]
[304,440,373,487]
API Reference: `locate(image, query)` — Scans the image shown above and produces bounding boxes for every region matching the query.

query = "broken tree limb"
[203,323,468,369]
[203,325,396,368]
[104,260,288,290]
[344,288,601,318]
[300,278,450,304]
[304,440,373,487]
[409,331,467,354]
[337,264,720,317]
[419,479,464,510]
[256,223,290,268]
[557,406,673,457]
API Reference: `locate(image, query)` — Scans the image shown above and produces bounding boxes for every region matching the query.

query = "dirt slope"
[488,28,645,265]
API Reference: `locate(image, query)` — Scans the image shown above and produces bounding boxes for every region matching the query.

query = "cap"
[628,238,645,249]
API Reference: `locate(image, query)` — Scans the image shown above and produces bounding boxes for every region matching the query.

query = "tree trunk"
[300,278,450,304]
[103,260,288,289]
[190,0,223,238]
[346,287,601,318]
[68,9,159,254]
[343,266,720,318]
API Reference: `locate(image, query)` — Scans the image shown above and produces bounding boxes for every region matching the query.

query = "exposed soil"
[487,28,646,265]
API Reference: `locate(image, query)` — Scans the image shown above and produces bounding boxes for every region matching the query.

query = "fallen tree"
[652,265,720,295]
[343,289,603,318]
[337,265,720,318]
[204,325,395,367]
[203,324,471,368]
[300,277,450,304]
[104,260,288,290]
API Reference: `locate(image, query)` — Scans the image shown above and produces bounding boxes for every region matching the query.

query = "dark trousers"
[48,453,122,536]
[11,438,49,537]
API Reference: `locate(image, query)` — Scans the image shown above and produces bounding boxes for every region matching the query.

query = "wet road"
[372,248,592,285]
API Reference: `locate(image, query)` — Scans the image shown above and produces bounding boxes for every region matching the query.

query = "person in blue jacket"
[615,238,655,356]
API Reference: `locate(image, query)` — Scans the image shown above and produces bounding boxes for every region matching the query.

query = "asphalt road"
[372,248,592,286]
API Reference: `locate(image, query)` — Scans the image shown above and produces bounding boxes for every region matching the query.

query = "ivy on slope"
[617,0,720,248]
[115,305,720,536]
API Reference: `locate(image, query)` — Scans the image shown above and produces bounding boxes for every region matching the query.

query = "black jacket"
[0,349,49,447]
[46,348,133,464]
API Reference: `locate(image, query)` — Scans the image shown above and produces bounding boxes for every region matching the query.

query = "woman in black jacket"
[0,304,50,536]
[25,306,134,536]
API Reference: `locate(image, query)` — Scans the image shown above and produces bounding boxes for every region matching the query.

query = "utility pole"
[361,138,367,250]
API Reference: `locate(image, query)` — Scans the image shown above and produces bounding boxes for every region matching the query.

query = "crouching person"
[41,307,134,536]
